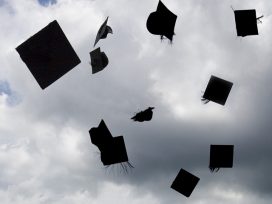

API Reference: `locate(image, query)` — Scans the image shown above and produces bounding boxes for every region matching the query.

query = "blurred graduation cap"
[89,120,133,168]
[16,20,81,89]
[233,8,263,37]
[131,107,155,122]
[89,47,109,74]
[171,168,200,197]
[202,75,233,106]
[93,17,113,47]
[209,145,234,172]
[146,0,177,42]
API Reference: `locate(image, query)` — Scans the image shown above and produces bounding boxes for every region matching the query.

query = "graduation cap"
[16,20,81,89]
[89,120,132,167]
[234,9,263,37]
[89,47,109,74]
[171,168,200,197]
[93,17,113,47]
[131,107,154,122]
[146,0,177,42]
[209,145,234,172]
[202,75,233,106]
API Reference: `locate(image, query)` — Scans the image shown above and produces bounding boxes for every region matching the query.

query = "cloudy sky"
[0,0,272,203]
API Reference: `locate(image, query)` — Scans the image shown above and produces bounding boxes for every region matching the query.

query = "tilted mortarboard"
[89,120,130,166]
[202,75,233,105]
[89,47,109,74]
[93,17,113,47]
[171,168,200,197]
[234,9,263,37]
[131,107,155,122]
[146,0,177,42]
[16,20,81,89]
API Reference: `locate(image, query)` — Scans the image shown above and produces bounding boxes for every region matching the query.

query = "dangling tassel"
[104,161,134,174]
[160,35,173,44]
[160,35,166,42]
[201,97,210,104]
[256,15,264,24]
[209,167,220,172]
[120,161,134,174]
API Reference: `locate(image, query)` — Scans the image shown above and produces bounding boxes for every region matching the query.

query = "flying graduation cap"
[131,107,155,122]
[171,168,200,197]
[89,47,109,74]
[146,0,177,42]
[93,17,113,47]
[89,120,133,169]
[16,20,81,89]
[233,9,263,37]
[209,145,234,172]
[202,75,233,106]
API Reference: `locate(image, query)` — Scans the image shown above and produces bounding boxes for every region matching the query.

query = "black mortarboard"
[90,47,109,74]
[89,120,129,166]
[89,120,113,153]
[131,107,154,122]
[209,145,234,172]
[171,168,200,197]
[146,0,177,42]
[93,17,113,47]
[202,75,233,105]
[234,9,259,37]
[16,20,81,89]
[101,136,129,166]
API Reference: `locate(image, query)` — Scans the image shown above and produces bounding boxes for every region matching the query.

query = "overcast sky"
[0,0,272,203]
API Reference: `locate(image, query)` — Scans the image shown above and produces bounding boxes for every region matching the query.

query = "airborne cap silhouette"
[16,20,81,89]
[171,168,200,197]
[93,17,113,47]
[146,0,177,42]
[202,75,233,105]
[89,47,109,74]
[131,107,155,122]
[209,145,234,172]
[233,8,263,37]
[89,120,133,171]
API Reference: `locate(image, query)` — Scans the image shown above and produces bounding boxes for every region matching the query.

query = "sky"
[0,0,272,203]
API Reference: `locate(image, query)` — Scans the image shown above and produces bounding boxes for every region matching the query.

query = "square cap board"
[171,168,200,197]
[16,20,81,89]
[102,136,129,165]
[234,9,258,37]
[203,75,233,105]
[209,145,234,171]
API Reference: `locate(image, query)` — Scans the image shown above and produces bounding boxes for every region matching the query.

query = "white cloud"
[0,0,272,203]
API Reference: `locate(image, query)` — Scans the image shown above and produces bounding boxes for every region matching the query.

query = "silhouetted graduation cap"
[131,107,154,122]
[16,20,81,89]
[202,75,233,105]
[209,145,234,172]
[90,47,109,74]
[171,168,200,197]
[234,9,261,37]
[146,0,177,42]
[93,17,113,47]
[89,120,129,166]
